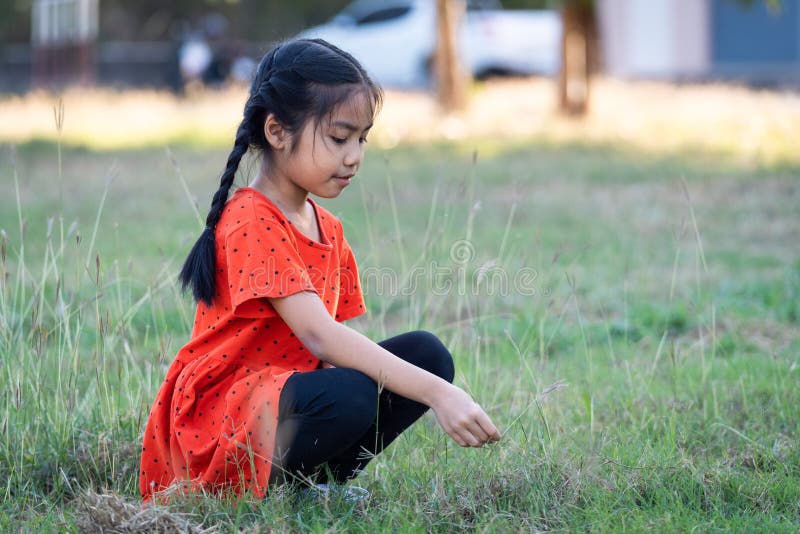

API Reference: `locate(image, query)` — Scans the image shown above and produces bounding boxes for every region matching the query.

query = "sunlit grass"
[2,77,800,165]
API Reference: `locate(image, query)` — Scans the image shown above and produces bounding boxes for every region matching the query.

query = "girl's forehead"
[326,92,375,129]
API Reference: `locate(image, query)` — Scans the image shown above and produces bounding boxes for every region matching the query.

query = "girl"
[139,38,501,502]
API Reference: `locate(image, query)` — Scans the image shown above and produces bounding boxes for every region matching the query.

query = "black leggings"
[268,330,455,486]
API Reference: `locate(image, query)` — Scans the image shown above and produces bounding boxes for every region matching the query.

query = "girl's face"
[278,91,374,199]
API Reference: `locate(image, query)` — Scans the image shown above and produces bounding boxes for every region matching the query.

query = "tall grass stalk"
[54,98,64,215]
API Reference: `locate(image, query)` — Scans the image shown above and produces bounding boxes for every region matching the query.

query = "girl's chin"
[307,179,351,199]
[312,188,343,199]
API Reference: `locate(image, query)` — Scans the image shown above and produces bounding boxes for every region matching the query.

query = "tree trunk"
[435,0,468,111]
[558,1,598,116]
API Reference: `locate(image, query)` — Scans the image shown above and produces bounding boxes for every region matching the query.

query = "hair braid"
[178,104,257,306]
[205,122,251,229]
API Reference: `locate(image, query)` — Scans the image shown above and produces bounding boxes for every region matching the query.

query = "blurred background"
[1,0,798,93]
[1,0,798,158]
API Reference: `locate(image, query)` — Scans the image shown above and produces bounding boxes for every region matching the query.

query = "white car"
[298,0,561,88]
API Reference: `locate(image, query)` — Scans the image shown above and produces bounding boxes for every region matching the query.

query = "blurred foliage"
[0,0,33,43]
[0,0,787,44]
[504,0,784,11]
[96,0,352,41]
[0,0,351,43]
[737,0,782,11]
[500,0,553,9]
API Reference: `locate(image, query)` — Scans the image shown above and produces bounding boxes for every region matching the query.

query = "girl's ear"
[264,113,288,151]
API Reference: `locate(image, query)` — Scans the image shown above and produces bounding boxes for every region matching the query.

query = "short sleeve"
[225,220,317,319]
[334,236,366,322]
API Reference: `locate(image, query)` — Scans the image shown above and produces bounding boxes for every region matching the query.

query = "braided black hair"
[178,38,382,306]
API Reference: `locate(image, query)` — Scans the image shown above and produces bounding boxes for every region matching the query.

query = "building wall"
[597,0,711,79]
[711,0,800,83]
[598,0,800,84]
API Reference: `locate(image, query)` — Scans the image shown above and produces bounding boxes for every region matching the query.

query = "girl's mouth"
[334,175,353,186]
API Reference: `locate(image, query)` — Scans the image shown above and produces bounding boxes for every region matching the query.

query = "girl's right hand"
[429,382,502,447]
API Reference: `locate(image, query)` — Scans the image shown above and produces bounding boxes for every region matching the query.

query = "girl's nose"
[343,144,363,168]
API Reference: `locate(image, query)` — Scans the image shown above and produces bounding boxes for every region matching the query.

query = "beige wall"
[597,0,711,79]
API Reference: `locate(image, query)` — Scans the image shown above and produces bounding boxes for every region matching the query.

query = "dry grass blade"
[166,146,204,227]
[501,380,569,436]
[75,490,215,534]
[679,176,708,274]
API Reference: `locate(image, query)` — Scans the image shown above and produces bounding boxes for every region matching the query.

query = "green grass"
[0,136,798,532]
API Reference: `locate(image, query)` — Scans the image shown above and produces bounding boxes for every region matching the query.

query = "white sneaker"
[304,483,370,503]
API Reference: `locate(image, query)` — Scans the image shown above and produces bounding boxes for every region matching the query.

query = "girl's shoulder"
[217,187,286,237]
[217,187,347,244]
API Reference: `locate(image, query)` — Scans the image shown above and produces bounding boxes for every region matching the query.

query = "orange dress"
[139,186,366,501]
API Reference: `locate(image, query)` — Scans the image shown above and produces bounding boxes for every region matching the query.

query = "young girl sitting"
[139,38,501,502]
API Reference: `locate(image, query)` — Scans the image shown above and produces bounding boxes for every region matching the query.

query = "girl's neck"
[250,168,309,219]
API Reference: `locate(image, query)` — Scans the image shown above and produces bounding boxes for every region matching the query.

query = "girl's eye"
[330,135,368,145]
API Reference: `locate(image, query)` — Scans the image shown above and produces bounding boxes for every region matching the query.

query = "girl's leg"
[268,367,379,486]
[268,330,454,486]
[322,330,455,483]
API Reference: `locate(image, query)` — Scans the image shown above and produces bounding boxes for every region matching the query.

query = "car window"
[355,6,412,25]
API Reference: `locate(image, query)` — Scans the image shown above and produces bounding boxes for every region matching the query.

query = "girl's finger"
[454,427,480,448]
[476,411,502,441]
[465,419,490,444]
[447,427,467,447]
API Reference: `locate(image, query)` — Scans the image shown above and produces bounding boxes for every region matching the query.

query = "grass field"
[0,82,798,532]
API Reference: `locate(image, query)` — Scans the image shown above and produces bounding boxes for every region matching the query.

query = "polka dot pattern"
[140,187,366,501]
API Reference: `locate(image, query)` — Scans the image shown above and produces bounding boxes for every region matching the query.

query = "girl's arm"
[269,291,502,447]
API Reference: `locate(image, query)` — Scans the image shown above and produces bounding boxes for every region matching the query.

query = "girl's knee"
[337,370,379,428]
[280,368,378,425]
[410,330,455,383]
